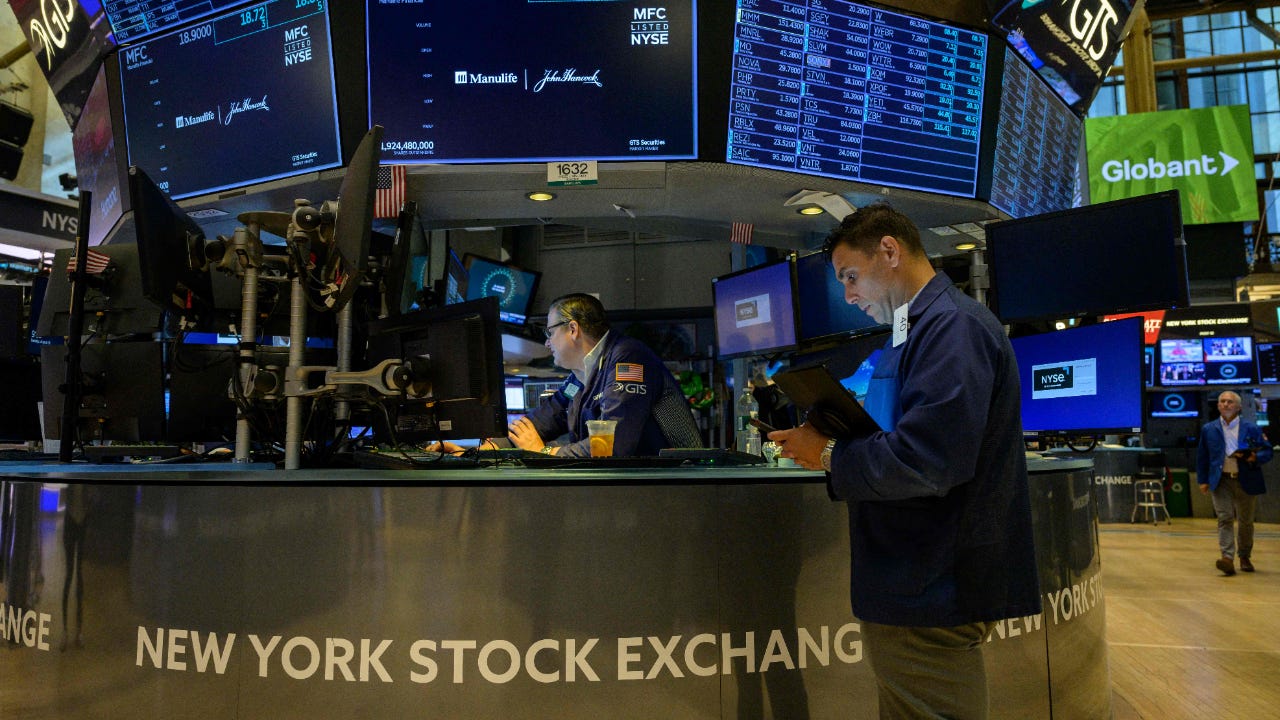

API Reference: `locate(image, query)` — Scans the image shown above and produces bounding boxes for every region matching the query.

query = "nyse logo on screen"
[631,7,669,45]
[1034,366,1074,392]
[283,25,313,66]
[734,294,771,328]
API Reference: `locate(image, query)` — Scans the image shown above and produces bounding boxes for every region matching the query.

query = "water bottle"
[736,388,761,456]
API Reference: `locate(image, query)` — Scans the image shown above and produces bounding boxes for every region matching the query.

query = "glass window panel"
[1256,112,1280,157]
[1213,27,1245,56]
[1186,74,1216,108]
[1184,30,1213,59]
[1247,71,1280,112]
[1216,73,1248,105]
[1210,11,1244,30]
[1184,15,1209,33]
[1156,78,1179,110]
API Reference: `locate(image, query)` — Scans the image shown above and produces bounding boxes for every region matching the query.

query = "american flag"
[374,165,406,220]
[66,248,111,275]
[615,363,645,383]
[730,221,753,245]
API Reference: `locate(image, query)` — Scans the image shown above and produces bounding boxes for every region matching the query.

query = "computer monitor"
[40,342,165,442]
[0,359,41,441]
[365,296,507,442]
[1158,336,1254,386]
[36,243,162,337]
[1010,317,1144,435]
[444,248,468,306]
[129,165,215,315]
[463,254,540,326]
[1257,342,1280,384]
[795,251,885,344]
[987,191,1189,324]
[712,258,798,359]
[1149,391,1200,419]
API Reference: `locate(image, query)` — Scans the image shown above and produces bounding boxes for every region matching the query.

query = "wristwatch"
[820,439,837,471]
[540,445,556,455]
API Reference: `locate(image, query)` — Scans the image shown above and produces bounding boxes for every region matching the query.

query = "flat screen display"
[117,0,343,199]
[367,1,697,163]
[463,255,540,326]
[104,1,246,44]
[987,191,1188,323]
[72,66,124,246]
[795,251,884,343]
[726,1,987,197]
[1150,391,1199,419]
[1258,342,1280,384]
[1158,336,1255,386]
[1010,317,1144,435]
[984,45,1081,219]
[713,258,798,359]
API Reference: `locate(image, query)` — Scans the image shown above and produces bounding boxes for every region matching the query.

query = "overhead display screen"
[117,0,343,199]
[985,45,1081,219]
[726,1,987,197]
[104,1,245,44]
[366,0,697,163]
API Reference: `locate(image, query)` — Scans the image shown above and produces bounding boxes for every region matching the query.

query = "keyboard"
[82,445,184,462]
[658,448,766,466]
[352,450,486,470]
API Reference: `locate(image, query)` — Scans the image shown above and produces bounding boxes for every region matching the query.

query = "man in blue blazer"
[1197,390,1273,575]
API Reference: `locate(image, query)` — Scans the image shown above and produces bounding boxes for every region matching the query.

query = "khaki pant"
[862,621,995,720]
[1211,473,1258,560]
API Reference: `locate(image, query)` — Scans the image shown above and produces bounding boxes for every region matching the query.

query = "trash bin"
[1166,468,1192,517]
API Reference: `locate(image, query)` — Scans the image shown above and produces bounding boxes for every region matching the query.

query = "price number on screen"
[240,6,268,29]
[179,24,212,45]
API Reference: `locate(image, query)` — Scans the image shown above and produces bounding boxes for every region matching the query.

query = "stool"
[1131,471,1171,524]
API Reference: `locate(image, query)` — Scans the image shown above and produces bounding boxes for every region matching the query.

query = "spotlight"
[526,191,555,202]
[796,205,825,216]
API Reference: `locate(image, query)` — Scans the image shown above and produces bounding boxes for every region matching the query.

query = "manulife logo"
[1086,105,1258,225]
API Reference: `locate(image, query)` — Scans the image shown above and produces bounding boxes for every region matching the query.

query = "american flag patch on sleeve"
[615,363,645,383]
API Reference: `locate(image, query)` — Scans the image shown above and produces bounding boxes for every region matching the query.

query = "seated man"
[510,293,702,457]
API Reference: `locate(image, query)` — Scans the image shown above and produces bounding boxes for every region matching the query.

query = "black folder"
[771,364,882,439]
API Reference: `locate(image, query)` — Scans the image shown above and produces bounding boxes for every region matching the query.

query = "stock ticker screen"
[366,0,698,163]
[104,1,247,43]
[117,0,343,199]
[985,45,1082,219]
[726,0,987,197]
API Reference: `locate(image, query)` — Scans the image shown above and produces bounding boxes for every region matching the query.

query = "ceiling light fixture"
[783,190,857,220]
[526,191,556,202]
[953,241,979,251]
[796,205,825,216]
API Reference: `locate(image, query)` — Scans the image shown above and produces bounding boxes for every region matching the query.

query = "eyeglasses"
[543,320,569,339]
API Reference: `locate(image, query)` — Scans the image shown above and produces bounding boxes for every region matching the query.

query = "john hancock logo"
[219,96,270,126]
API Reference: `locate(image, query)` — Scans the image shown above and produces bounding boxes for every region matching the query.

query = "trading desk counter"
[1,458,1106,719]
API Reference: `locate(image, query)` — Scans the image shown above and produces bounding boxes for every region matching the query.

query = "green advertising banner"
[1086,105,1257,224]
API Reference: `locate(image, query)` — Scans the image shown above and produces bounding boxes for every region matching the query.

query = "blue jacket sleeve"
[526,377,577,446]
[1196,426,1211,483]
[1248,424,1273,465]
[830,308,1003,501]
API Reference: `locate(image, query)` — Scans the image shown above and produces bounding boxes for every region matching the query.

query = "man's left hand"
[508,416,546,452]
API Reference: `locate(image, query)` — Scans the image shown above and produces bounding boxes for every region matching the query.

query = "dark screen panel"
[987,191,1189,323]
[117,0,343,199]
[984,45,1081,219]
[1011,317,1144,435]
[72,66,125,246]
[367,1,697,163]
[726,1,987,197]
[795,251,884,343]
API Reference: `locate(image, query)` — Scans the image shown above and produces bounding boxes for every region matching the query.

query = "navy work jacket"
[829,273,1042,627]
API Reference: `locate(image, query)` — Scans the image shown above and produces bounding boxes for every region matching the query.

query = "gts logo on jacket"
[614,382,648,395]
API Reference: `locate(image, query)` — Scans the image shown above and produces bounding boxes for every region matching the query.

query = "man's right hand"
[1199,483,1210,495]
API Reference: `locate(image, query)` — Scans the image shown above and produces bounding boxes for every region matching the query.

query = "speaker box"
[0,101,34,146]
[0,139,22,181]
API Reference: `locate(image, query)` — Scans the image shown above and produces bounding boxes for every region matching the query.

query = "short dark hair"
[821,202,925,259]
[549,293,610,339]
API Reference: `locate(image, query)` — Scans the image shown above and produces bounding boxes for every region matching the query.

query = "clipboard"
[772,364,882,439]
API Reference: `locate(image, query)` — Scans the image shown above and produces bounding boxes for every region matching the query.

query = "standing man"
[510,293,702,457]
[772,203,1041,720]
[1197,390,1272,575]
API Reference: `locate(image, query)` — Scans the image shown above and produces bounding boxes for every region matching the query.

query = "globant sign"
[1086,105,1257,224]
